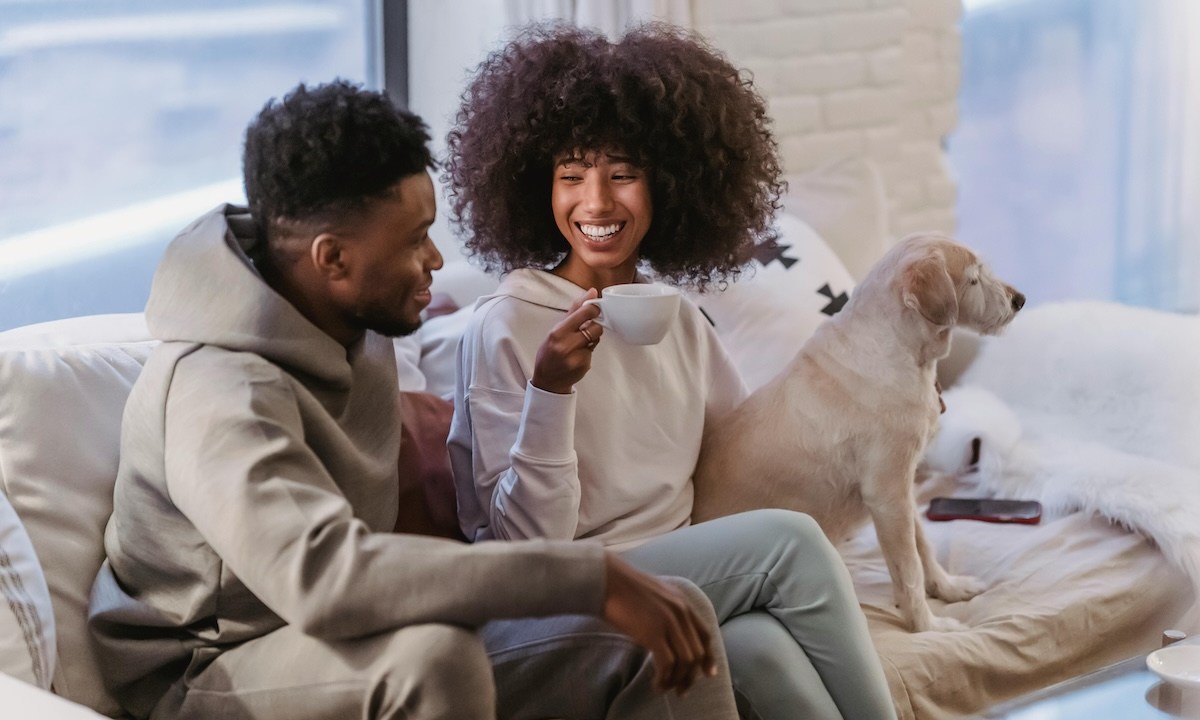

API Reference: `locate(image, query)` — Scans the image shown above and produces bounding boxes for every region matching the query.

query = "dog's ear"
[903,253,958,327]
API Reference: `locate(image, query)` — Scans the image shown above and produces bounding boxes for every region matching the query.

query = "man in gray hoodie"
[87,80,736,720]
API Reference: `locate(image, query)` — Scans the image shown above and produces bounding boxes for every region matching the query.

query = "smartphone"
[926,497,1042,525]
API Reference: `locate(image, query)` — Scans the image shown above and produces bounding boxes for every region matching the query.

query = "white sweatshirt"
[450,269,748,551]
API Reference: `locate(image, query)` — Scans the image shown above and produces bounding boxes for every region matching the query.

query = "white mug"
[583,283,681,345]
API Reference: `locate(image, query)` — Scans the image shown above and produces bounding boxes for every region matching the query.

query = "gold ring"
[579,326,597,349]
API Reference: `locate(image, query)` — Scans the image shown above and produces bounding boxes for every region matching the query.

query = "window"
[0,0,381,330]
[950,0,1200,312]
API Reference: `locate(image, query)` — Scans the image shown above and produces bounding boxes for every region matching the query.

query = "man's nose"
[426,235,444,271]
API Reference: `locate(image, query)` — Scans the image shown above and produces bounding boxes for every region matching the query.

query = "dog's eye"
[969,278,979,285]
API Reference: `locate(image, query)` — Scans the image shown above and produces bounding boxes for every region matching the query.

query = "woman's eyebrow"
[555,155,591,167]
[604,153,636,165]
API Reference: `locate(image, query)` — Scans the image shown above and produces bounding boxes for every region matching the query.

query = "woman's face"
[551,149,652,288]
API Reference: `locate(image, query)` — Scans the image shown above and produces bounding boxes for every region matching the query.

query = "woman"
[445,22,897,720]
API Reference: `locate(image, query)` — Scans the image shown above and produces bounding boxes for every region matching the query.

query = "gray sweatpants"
[150,576,738,720]
[621,509,898,720]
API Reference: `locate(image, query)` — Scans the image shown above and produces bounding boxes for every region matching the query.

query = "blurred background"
[0,0,1196,330]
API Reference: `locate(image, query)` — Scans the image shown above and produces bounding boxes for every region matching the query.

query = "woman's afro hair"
[444,22,783,290]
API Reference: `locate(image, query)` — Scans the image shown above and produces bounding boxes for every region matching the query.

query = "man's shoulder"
[141,342,293,404]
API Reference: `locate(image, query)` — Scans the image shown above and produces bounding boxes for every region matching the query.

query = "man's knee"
[660,576,721,629]
[378,624,495,720]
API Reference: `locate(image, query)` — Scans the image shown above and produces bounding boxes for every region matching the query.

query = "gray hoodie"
[88,205,605,718]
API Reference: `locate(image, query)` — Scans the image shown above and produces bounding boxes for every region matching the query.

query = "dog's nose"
[1012,292,1026,311]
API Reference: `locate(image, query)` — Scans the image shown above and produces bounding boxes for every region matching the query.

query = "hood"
[145,204,353,387]
[477,268,649,312]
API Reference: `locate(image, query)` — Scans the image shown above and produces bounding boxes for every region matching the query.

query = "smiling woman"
[444,21,899,720]
[0,0,381,331]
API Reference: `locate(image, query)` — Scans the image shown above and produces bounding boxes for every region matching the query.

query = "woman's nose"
[582,175,614,212]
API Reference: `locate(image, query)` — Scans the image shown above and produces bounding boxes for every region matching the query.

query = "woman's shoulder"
[464,271,563,352]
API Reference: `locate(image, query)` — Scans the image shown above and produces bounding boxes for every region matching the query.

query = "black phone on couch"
[926,497,1042,525]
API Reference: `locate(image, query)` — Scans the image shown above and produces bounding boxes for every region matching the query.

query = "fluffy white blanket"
[924,301,1200,628]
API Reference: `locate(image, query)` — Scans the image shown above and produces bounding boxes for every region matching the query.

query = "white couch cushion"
[0,488,55,689]
[783,156,891,282]
[416,306,474,400]
[0,671,107,718]
[0,314,153,715]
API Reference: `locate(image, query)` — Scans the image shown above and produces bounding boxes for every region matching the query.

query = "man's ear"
[311,233,350,280]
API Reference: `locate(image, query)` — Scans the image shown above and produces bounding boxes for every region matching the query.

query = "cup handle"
[582,297,611,328]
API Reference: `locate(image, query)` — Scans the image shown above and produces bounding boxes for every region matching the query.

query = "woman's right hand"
[531,288,605,394]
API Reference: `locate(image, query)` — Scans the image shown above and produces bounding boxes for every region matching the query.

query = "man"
[88,80,736,720]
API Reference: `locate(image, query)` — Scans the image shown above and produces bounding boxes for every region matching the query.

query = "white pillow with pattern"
[0,488,55,689]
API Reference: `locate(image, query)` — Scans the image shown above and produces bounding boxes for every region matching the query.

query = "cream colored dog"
[692,233,1024,632]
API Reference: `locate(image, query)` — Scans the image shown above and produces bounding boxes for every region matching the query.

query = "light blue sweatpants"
[621,509,897,720]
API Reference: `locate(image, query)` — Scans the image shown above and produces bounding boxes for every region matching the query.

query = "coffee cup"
[583,283,681,345]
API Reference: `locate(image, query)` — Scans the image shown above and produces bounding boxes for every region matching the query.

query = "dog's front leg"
[915,516,987,602]
[863,467,965,633]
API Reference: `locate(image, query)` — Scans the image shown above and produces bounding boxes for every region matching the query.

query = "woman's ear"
[902,252,958,327]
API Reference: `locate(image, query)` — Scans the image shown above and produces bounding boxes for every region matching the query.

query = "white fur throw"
[925,301,1200,628]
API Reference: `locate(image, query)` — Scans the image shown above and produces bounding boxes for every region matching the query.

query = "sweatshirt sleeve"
[448,302,585,543]
[164,356,604,640]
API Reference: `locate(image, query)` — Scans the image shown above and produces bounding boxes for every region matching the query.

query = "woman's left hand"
[531,288,604,394]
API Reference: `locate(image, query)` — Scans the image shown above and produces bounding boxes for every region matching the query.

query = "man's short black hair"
[243,80,433,258]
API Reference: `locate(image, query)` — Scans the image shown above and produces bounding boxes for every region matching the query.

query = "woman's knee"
[739,509,849,580]
[740,508,828,547]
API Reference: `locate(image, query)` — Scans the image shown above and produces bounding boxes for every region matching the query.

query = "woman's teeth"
[580,223,621,240]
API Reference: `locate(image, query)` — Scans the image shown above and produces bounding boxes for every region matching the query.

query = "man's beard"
[352,302,421,338]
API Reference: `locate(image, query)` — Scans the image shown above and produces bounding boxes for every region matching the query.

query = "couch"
[0,157,1191,718]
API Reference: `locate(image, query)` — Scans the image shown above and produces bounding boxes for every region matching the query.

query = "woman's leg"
[622,509,897,720]
[723,612,842,720]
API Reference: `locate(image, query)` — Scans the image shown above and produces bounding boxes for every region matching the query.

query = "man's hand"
[531,289,605,394]
[602,554,719,695]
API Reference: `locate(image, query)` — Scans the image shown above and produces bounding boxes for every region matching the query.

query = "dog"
[692,233,1025,632]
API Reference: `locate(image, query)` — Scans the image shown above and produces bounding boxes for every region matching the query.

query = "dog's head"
[895,233,1024,336]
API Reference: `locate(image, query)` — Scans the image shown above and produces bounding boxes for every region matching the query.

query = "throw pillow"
[396,391,465,541]
[0,489,55,690]
[692,212,856,391]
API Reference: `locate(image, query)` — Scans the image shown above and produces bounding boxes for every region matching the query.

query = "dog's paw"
[929,574,987,602]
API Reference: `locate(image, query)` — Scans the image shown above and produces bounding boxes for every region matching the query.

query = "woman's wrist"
[531,373,573,395]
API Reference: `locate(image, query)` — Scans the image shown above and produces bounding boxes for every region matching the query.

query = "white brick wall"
[695,0,963,239]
